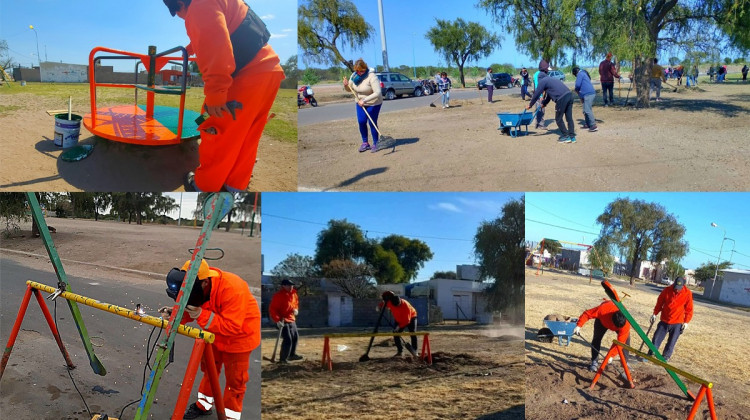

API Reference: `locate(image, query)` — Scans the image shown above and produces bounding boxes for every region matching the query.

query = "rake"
[345,78,394,145]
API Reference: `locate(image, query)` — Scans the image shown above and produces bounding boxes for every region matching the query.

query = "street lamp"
[710,222,727,294]
[29,25,41,67]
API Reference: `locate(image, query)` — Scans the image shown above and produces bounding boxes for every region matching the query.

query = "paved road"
[298,86,525,126]
[0,258,261,419]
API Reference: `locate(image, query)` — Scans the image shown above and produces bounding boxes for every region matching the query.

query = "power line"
[526,218,599,236]
[526,202,596,230]
[263,213,473,242]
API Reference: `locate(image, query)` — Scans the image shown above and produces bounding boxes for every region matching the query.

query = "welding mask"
[165,268,208,306]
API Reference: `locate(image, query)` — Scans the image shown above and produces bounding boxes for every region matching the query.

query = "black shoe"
[393,352,403,358]
[289,354,303,361]
[184,171,198,192]
[183,402,212,419]
[278,359,289,364]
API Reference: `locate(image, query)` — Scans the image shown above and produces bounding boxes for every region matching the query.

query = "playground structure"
[586,280,717,420]
[83,45,202,146]
[320,332,433,371]
[0,192,234,420]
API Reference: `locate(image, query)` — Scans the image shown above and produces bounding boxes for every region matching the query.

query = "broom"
[344,77,394,144]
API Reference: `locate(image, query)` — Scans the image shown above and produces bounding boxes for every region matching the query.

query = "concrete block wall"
[352,298,383,327]
[12,67,41,82]
[297,295,328,328]
[41,62,87,83]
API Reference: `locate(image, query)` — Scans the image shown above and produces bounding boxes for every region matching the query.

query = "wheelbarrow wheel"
[537,327,554,343]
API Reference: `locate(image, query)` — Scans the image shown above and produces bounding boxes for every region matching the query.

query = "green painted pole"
[25,193,107,376]
[134,193,232,420]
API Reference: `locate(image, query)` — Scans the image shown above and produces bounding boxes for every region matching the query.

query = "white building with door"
[411,267,493,323]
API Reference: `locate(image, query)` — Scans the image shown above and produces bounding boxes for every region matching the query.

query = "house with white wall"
[703,269,750,306]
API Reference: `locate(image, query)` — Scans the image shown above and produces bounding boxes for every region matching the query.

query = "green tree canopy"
[596,198,688,285]
[693,260,732,285]
[589,239,615,276]
[314,219,370,267]
[271,253,318,296]
[321,258,377,298]
[379,234,434,282]
[298,0,374,72]
[474,197,525,322]
[369,245,405,284]
[431,270,457,280]
[426,18,501,87]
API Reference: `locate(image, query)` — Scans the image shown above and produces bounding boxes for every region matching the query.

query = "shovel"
[632,318,656,362]
[384,316,418,357]
[262,322,284,363]
[344,78,394,144]
[360,304,387,362]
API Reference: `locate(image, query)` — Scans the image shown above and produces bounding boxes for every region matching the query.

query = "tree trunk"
[225,210,233,232]
[458,63,466,88]
[633,55,651,108]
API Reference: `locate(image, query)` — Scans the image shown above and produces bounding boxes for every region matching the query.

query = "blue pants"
[649,321,683,360]
[582,94,596,128]
[487,85,494,102]
[601,82,615,105]
[441,90,450,106]
[356,104,382,144]
[521,84,530,100]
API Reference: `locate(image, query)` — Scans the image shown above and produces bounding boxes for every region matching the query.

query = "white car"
[548,70,565,81]
[659,276,672,285]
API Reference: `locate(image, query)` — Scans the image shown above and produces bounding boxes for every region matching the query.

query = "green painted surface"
[137,105,201,139]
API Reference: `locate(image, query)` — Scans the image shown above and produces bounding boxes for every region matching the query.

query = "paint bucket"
[53,114,82,148]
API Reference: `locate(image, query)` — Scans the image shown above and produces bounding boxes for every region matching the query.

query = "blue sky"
[299,0,546,73]
[261,192,523,280]
[526,193,750,271]
[1,0,296,71]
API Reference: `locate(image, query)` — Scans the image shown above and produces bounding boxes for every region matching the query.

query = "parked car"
[477,72,516,90]
[548,70,566,81]
[375,72,424,100]
[659,276,672,285]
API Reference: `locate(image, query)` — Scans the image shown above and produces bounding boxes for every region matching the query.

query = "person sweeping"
[647,277,693,362]
[573,300,630,372]
[163,0,285,192]
[526,59,576,143]
[161,259,260,420]
[268,279,303,363]
[378,291,418,357]
[343,58,384,153]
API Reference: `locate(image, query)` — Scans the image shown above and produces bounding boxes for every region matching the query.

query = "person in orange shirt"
[163,0,285,192]
[647,277,693,361]
[268,279,302,363]
[378,291,418,357]
[573,300,630,372]
[161,259,260,420]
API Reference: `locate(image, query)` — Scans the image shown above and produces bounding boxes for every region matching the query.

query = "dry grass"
[261,326,524,419]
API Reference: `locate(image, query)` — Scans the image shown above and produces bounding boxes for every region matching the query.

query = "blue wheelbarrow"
[497,108,537,137]
[537,318,579,346]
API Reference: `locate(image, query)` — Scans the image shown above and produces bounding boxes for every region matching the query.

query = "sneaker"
[588,126,598,132]
[588,360,599,372]
[288,354,304,361]
[358,143,371,153]
[557,136,570,144]
[183,402,212,419]
[619,371,629,381]
[566,137,577,143]
[393,352,403,358]
[184,171,200,192]
[370,143,379,153]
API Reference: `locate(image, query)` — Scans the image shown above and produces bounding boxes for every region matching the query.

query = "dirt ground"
[299,82,750,191]
[0,91,297,192]
[525,267,750,419]
[260,324,524,420]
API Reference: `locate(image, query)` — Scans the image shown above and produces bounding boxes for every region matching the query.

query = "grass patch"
[0,104,22,116]
[0,82,297,143]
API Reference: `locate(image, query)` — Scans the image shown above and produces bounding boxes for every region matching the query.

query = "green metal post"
[25,193,106,376]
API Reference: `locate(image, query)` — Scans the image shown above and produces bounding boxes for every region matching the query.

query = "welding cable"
[54,299,93,419]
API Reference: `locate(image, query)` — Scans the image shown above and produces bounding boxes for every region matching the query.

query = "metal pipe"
[171,339,204,420]
[26,281,215,343]
[613,340,712,387]
[324,332,428,338]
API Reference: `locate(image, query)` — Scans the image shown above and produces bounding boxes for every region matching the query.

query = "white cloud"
[270,33,289,39]
[282,28,293,32]
[428,202,462,213]
[261,14,275,20]
[456,197,504,214]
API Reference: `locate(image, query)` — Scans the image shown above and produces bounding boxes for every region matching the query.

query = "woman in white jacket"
[343,58,384,153]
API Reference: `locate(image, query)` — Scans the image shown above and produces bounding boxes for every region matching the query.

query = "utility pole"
[377,0,389,71]
[177,193,183,226]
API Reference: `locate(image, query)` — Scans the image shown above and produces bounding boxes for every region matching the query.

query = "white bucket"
[54,114,82,148]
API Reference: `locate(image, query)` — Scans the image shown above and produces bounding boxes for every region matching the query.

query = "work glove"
[650,314,657,324]
[185,305,202,319]
[375,305,381,312]
[276,320,285,329]
[158,306,173,318]
[293,309,299,316]
[680,323,688,333]
[573,326,581,336]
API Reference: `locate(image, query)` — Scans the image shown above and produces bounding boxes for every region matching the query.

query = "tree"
[369,245,405,284]
[589,239,615,276]
[0,39,13,71]
[281,55,298,88]
[298,0,374,72]
[541,238,562,258]
[693,260,732,286]
[271,253,318,296]
[474,197,525,322]
[379,235,433,282]
[665,259,685,280]
[426,18,501,87]
[314,219,370,267]
[431,271,457,280]
[0,193,28,237]
[724,56,732,64]
[92,193,111,221]
[477,0,579,67]
[321,259,376,298]
[301,68,321,86]
[595,198,688,286]
[581,0,750,108]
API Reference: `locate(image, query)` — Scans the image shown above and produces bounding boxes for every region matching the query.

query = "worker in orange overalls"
[164,0,285,192]
[647,276,694,362]
[574,300,630,372]
[161,259,260,420]
[378,291,418,357]
[268,279,302,363]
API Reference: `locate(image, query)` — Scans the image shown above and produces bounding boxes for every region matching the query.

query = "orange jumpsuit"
[183,0,285,191]
[576,300,630,343]
[379,299,417,328]
[653,285,694,324]
[268,288,299,323]
[181,268,260,420]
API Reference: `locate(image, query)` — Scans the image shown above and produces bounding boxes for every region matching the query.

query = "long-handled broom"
[344,78,394,144]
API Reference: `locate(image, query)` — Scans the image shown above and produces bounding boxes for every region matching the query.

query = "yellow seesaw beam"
[324,332,429,338]
[27,281,214,343]
[613,339,712,387]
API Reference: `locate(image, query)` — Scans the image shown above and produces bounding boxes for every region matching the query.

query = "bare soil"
[525,268,750,419]
[260,325,524,419]
[0,92,296,192]
[299,82,750,191]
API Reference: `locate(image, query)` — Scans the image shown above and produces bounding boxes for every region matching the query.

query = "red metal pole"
[33,289,75,370]
[706,388,717,420]
[686,385,707,420]
[425,334,432,365]
[615,345,634,388]
[171,339,205,420]
[590,344,619,389]
[0,285,34,380]
[203,344,227,420]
